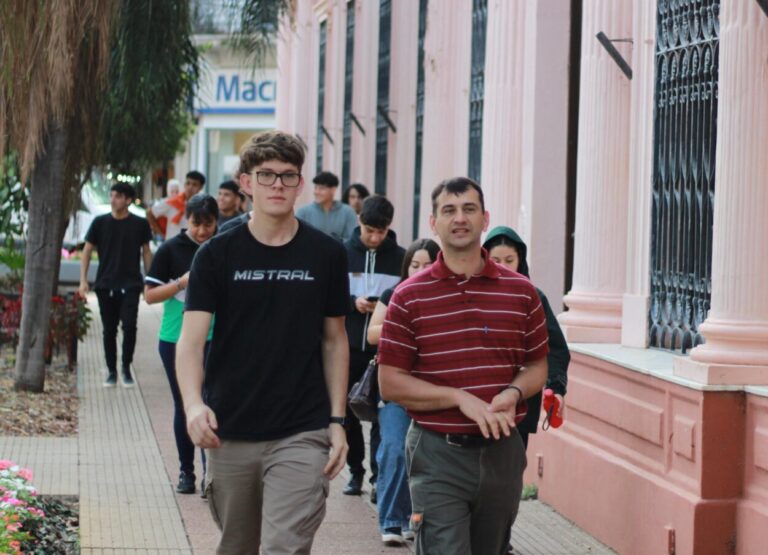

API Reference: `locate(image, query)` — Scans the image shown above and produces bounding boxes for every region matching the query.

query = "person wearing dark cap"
[216,180,241,226]
[296,171,358,242]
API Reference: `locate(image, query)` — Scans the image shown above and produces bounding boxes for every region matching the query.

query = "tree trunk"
[14,122,68,392]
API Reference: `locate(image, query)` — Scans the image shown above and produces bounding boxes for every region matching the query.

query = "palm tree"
[1,0,200,392]
[0,1,115,392]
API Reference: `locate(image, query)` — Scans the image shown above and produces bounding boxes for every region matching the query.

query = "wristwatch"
[329,416,347,426]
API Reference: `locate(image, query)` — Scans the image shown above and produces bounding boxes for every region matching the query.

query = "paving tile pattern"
[78,300,190,551]
[0,436,78,495]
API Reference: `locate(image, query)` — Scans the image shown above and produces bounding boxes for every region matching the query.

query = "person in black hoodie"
[483,226,569,448]
[343,195,405,497]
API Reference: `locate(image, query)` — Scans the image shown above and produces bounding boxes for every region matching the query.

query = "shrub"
[0,460,45,555]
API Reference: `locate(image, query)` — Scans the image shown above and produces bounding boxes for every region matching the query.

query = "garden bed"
[0,350,78,436]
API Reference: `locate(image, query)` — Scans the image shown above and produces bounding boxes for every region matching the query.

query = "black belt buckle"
[445,433,490,448]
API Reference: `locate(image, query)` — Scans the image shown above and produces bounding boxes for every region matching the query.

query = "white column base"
[559,291,623,343]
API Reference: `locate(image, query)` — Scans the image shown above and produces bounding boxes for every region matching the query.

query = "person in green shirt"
[145,194,218,495]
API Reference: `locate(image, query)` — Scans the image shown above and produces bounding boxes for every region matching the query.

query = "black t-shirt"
[380,287,394,306]
[145,231,198,287]
[185,220,350,441]
[85,213,152,290]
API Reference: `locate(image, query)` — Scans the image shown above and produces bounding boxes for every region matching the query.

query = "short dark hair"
[313,171,340,187]
[186,170,206,186]
[401,238,441,281]
[238,131,306,176]
[185,193,219,222]
[431,177,485,214]
[110,183,136,201]
[218,180,239,194]
[359,195,394,229]
[342,183,370,204]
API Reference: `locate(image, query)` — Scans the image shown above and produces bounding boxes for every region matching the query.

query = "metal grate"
[342,1,356,189]
[374,0,392,195]
[316,21,327,173]
[467,0,487,183]
[649,0,719,353]
[413,0,428,237]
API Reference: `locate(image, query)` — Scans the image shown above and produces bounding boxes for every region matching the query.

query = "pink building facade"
[277,1,768,552]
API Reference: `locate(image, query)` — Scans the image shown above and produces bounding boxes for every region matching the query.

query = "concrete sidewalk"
[0,295,615,554]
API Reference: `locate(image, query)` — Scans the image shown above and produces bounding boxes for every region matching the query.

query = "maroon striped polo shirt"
[378,250,549,435]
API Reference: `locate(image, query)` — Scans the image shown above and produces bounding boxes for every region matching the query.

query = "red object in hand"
[542,388,563,429]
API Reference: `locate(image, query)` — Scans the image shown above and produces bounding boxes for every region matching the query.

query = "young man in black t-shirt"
[177,131,350,554]
[79,183,153,387]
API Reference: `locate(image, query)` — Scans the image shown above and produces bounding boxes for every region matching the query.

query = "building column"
[349,0,378,188]
[321,0,347,179]
[385,0,419,243]
[674,2,768,385]
[417,0,472,237]
[480,0,526,233]
[558,0,632,343]
[518,1,571,312]
[620,0,656,347]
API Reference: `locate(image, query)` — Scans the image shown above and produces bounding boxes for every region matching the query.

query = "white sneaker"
[381,529,405,546]
[402,529,415,541]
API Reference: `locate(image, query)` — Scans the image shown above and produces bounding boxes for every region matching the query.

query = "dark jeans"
[95,288,140,373]
[158,340,208,476]
[347,349,379,481]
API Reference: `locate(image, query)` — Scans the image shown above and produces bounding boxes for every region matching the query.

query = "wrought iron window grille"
[649,0,719,353]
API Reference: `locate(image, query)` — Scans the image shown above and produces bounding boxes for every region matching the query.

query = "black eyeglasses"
[254,171,302,188]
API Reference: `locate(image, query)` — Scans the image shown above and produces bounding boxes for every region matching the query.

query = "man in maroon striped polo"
[378,177,549,554]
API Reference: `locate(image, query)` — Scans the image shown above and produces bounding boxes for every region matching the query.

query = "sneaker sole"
[381,534,405,546]
[121,382,136,388]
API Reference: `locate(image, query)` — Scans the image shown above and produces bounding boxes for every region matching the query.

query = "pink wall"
[523,351,763,554]
[737,393,768,554]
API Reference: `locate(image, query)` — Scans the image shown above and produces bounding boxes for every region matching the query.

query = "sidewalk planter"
[0,291,91,370]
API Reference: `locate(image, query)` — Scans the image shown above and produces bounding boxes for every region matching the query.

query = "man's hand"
[323,423,349,478]
[456,390,513,440]
[78,281,90,297]
[186,402,221,449]
[355,296,376,314]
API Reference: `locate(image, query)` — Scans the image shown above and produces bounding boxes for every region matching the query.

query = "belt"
[444,433,496,448]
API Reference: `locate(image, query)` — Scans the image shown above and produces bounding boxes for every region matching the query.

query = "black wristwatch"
[330,416,347,426]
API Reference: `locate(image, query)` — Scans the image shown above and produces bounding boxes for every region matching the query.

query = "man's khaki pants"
[206,428,331,555]
[405,423,527,555]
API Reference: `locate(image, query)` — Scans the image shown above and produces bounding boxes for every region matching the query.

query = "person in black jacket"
[483,226,569,448]
[343,195,405,497]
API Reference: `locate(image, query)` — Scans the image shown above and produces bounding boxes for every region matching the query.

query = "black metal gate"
[316,20,327,173]
[649,0,719,352]
[374,0,392,195]
[342,1,355,188]
[412,0,428,237]
[467,0,487,183]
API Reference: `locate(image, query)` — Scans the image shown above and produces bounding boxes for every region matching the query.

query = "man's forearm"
[142,249,153,277]
[176,335,206,410]
[79,255,90,284]
[510,357,548,400]
[379,365,460,412]
[322,335,349,417]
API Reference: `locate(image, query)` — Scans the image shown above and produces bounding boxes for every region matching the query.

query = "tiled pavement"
[1,294,615,554]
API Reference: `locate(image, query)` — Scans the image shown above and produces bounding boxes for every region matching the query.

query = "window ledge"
[568,343,768,398]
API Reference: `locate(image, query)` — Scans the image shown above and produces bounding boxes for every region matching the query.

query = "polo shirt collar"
[430,249,501,280]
